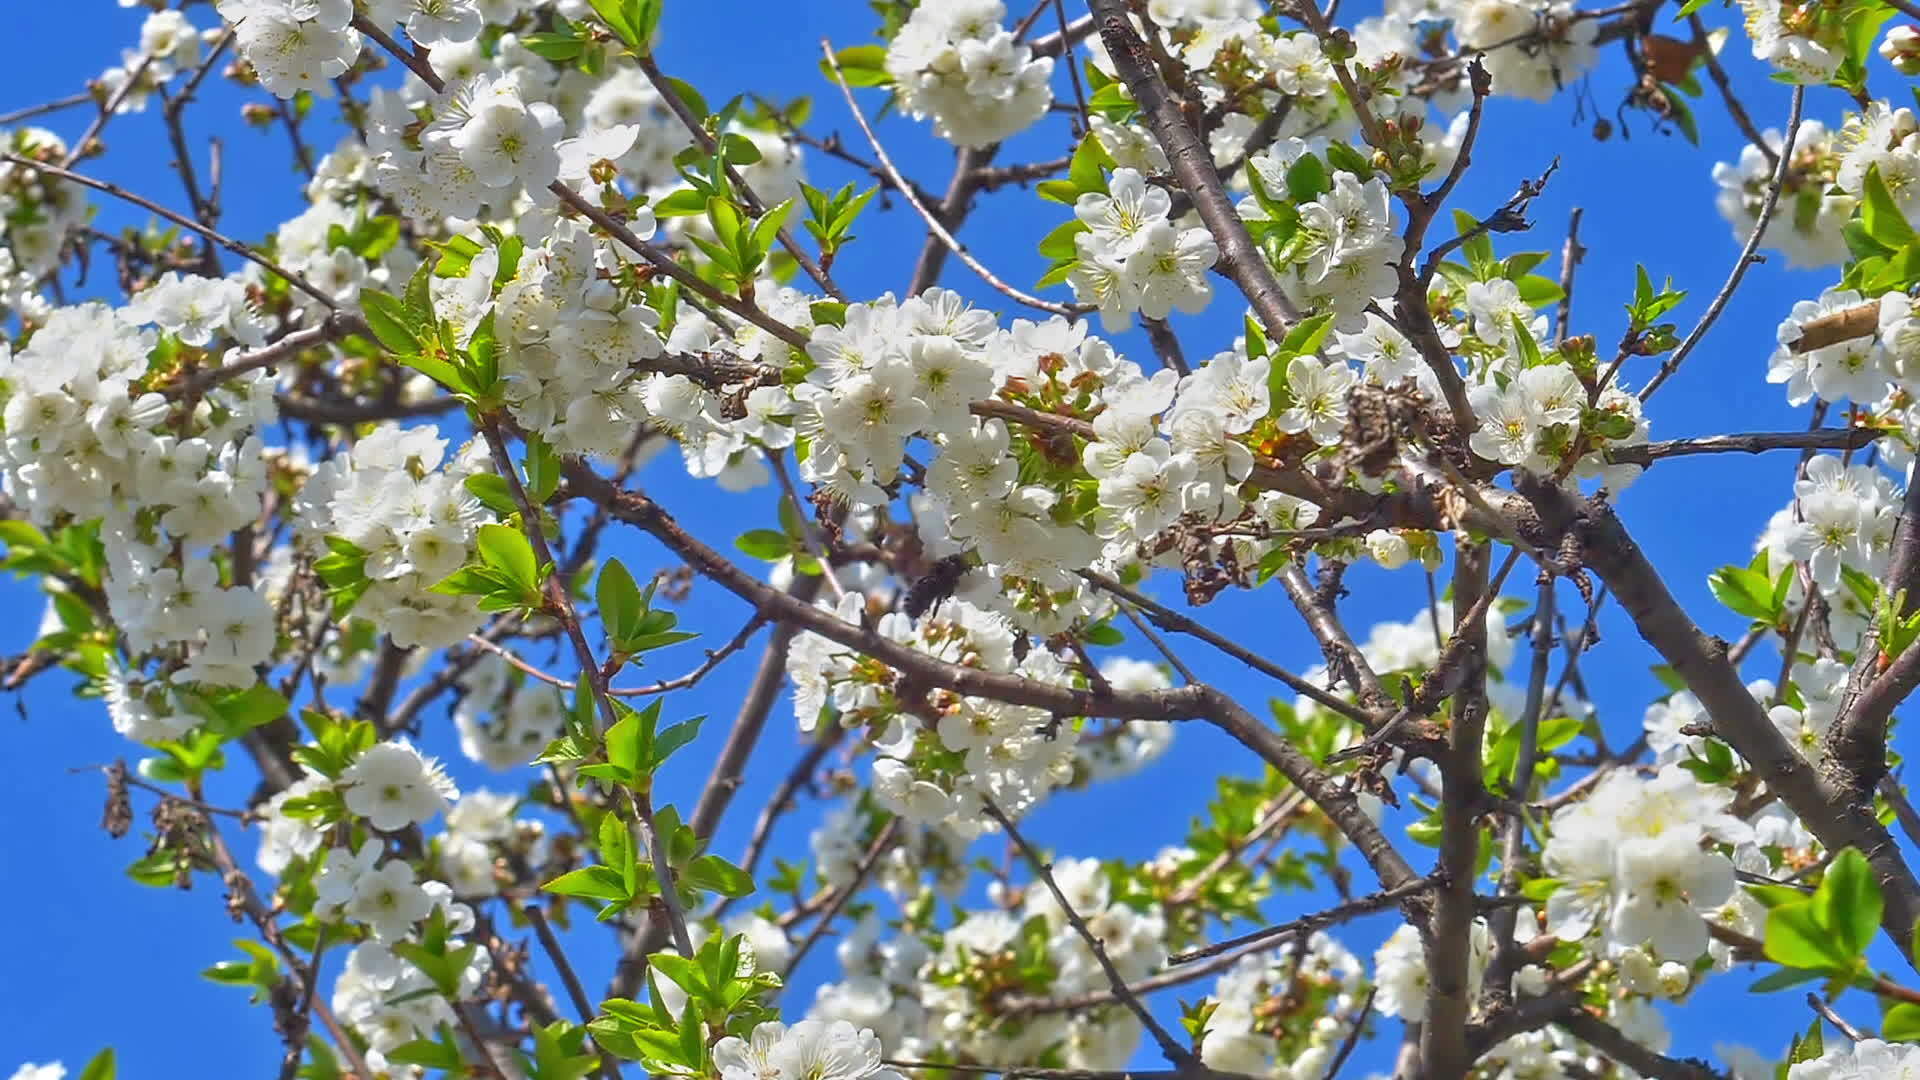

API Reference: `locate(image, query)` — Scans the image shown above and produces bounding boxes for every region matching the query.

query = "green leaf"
[1325,140,1372,177]
[735,529,793,561]
[1885,1001,1920,1040]
[588,0,640,48]
[1285,153,1332,203]
[1790,1015,1824,1064]
[600,811,636,893]
[1863,164,1918,252]
[523,30,586,61]
[652,715,704,770]
[1276,312,1335,358]
[386,1029,467,1071]
[1509,313,1544,368]
[78,1048,116,1080]
[599,559,643,645]
[1764,901,1856,972]
[1748,966,1823,993]
[476,523,541,595]
[685,853,755,897]
[821,45,891,87]
[359,290,421,354]
[543,865,632,903]
[1816,847,1883,959]
[603,705,643,779]
[1708,563,1782,622]
[1513,274,1566,306]
[663,77,707,120]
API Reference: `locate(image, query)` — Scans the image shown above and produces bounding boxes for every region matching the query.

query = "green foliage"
[1874,587,1920,666]
[588,0,664,53]
[576,699,705,790]
[819,45,890,87]
[1625,264,1687,340]
[291,708,378,781]
[519,1022,603,1080]
[359,261,512,407]
[800,180,878,263]
[392,906,481,998]
[733,498,823,574]
[202,939,283,1003]
[77,1049,115,1080]
[432,523,551,614]
[1037,132,1115,206]
[686,194,796,295]
[597,559,698,662]
[1757,848,1882,983]
[1707,551,1793,627]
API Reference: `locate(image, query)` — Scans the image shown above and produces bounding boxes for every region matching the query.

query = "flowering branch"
[1087,0,1300,335]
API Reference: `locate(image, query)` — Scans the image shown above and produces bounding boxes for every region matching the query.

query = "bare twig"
[3,155,339,309]
[1640,86,1804,402]
[820,42,1087,317]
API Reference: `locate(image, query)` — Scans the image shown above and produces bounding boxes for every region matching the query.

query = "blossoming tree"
[14,0,1920,1076]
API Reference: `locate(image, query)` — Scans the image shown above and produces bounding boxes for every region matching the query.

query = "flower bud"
[1655,960,1692,998]
[1513,964,1550,996]
[1366,528,1412,569]
[1618,946,1660,993]
[1883,25,1920,74]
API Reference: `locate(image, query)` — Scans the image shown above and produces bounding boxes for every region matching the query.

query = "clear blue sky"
[0,2,1895,1076]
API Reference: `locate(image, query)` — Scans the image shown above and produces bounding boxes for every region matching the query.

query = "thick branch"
[1515,474,1920,969]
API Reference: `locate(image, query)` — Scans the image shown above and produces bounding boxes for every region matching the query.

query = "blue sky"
[0,1,1899,1076]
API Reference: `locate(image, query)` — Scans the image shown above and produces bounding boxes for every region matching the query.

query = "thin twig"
[1640,85,1804,402]
[1167,874,1437,964]
[781,817,901,978]
[820,41,1086,317]
[0,91,92,127]
[982,796,1197,1067]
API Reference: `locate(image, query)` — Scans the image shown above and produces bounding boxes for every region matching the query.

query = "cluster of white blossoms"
[1244,148,1399,330]
[262,738,500,1073]
[289,420,487,641]
[883,0,1055,148]
[1071,169,1221,332]
[95,9,204,116]
[0,290,282,711]
[1788,1038,1920,1077]
[1734,0,1848,83]
[1467,359,1648,490]
[1374,914,1690,1078]
[1540,765,1754,962]
[292,424,490,650]
[806,858,1167,1069]
[789,592,1122,831]
[333,923,493,1073]
[1199,933,1368,1077]
[714,1020,903,1080]
[1751,454,1900,593]
[1712,120,1849,269]
[0,130,91,318]
[25,0,1920,1075]
[454,653,572,769]
[214,0,364,99]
